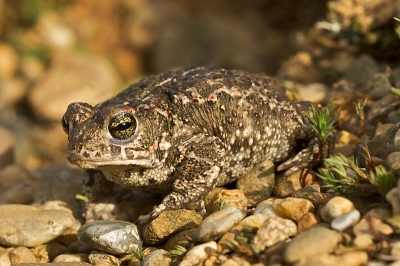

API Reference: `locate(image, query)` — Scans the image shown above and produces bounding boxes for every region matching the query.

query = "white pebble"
[331,209,361,232]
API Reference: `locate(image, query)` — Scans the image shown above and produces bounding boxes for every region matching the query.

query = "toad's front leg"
[138,136,226,224]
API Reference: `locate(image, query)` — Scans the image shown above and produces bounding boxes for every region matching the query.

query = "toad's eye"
[61,114,69,134]
[108,113,137,140]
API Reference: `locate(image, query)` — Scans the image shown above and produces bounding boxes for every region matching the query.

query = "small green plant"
[131,244,143,261]
[75,194,89,202]
[303,105,339,184]
[318,146,396,198]
[169,240,194,262]
[221,225,259,257]
[305,104,339,143]
[354,98,367,134]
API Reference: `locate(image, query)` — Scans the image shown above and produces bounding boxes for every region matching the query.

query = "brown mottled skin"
[62,66,333,223]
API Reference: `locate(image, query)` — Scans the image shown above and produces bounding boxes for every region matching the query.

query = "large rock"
[0,204,75,247]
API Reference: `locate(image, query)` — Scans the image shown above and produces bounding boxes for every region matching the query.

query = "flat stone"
[0,204,75,247]
[236,159,275,206]
[283,227,342,264]
[53,253,89,263]
[142,209,202,245]
[197,206,246,242]
[272,197,314,222]
[78,220,141,255]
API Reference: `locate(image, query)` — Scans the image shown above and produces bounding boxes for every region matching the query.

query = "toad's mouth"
[69,158,154,169]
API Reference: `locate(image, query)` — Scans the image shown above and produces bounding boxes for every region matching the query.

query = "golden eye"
[108,113,137,140]
[61,114,69,134]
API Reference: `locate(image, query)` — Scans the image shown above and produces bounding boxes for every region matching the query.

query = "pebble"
[53,253,89,263]
[197,206,246,242]
[213,189,248,212]
[77,220,141,255]
[0,127,14,170]
[296,82,327,102]
[31,241,68,262]
[204,187,226,214]
[33,165,86,218]
[345,54,379,90]
[141,249,171,266]
[272,197,314,222]
[319,196,355,222]
[283,227,342,264]
[236,159,275,207]
[0,204,75,247]
[179,241,217,266]
[295,250,368,266]
[0,165,33,195]
[164,228,199,251]
[12,263,93,266]
[9,247,37,264]
[292,185,332,208]
[367,123,400,159]
[0,248,13,266]
[386,152,400,176]
[88,250,120,266]
[141,209,202,245]
[253,199,278,219]
[386,187,400,215]
[253,217,297,250]
[297,212,321,232]
[0,43,18,79]
[367,73,392,100]
[0,78,28,107]
[353,218,393,239]
[367,94,398,125]
[331,209,361,232]
[272,170,302,197]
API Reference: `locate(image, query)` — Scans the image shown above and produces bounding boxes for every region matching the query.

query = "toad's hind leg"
[138,135,225,224]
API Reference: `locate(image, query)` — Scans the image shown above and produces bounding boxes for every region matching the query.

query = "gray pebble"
[77,220,141,255]
[0,204,75,247]
[386,152,400,176]
[331,209,361,232]
[367,73,392,100]
[196,206,246,242]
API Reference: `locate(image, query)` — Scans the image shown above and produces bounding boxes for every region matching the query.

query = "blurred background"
[0,0,399,170]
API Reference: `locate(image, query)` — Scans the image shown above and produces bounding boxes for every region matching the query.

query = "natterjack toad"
[62,66,333,223]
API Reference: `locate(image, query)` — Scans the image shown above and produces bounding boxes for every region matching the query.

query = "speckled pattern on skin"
[62,66,333,223]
